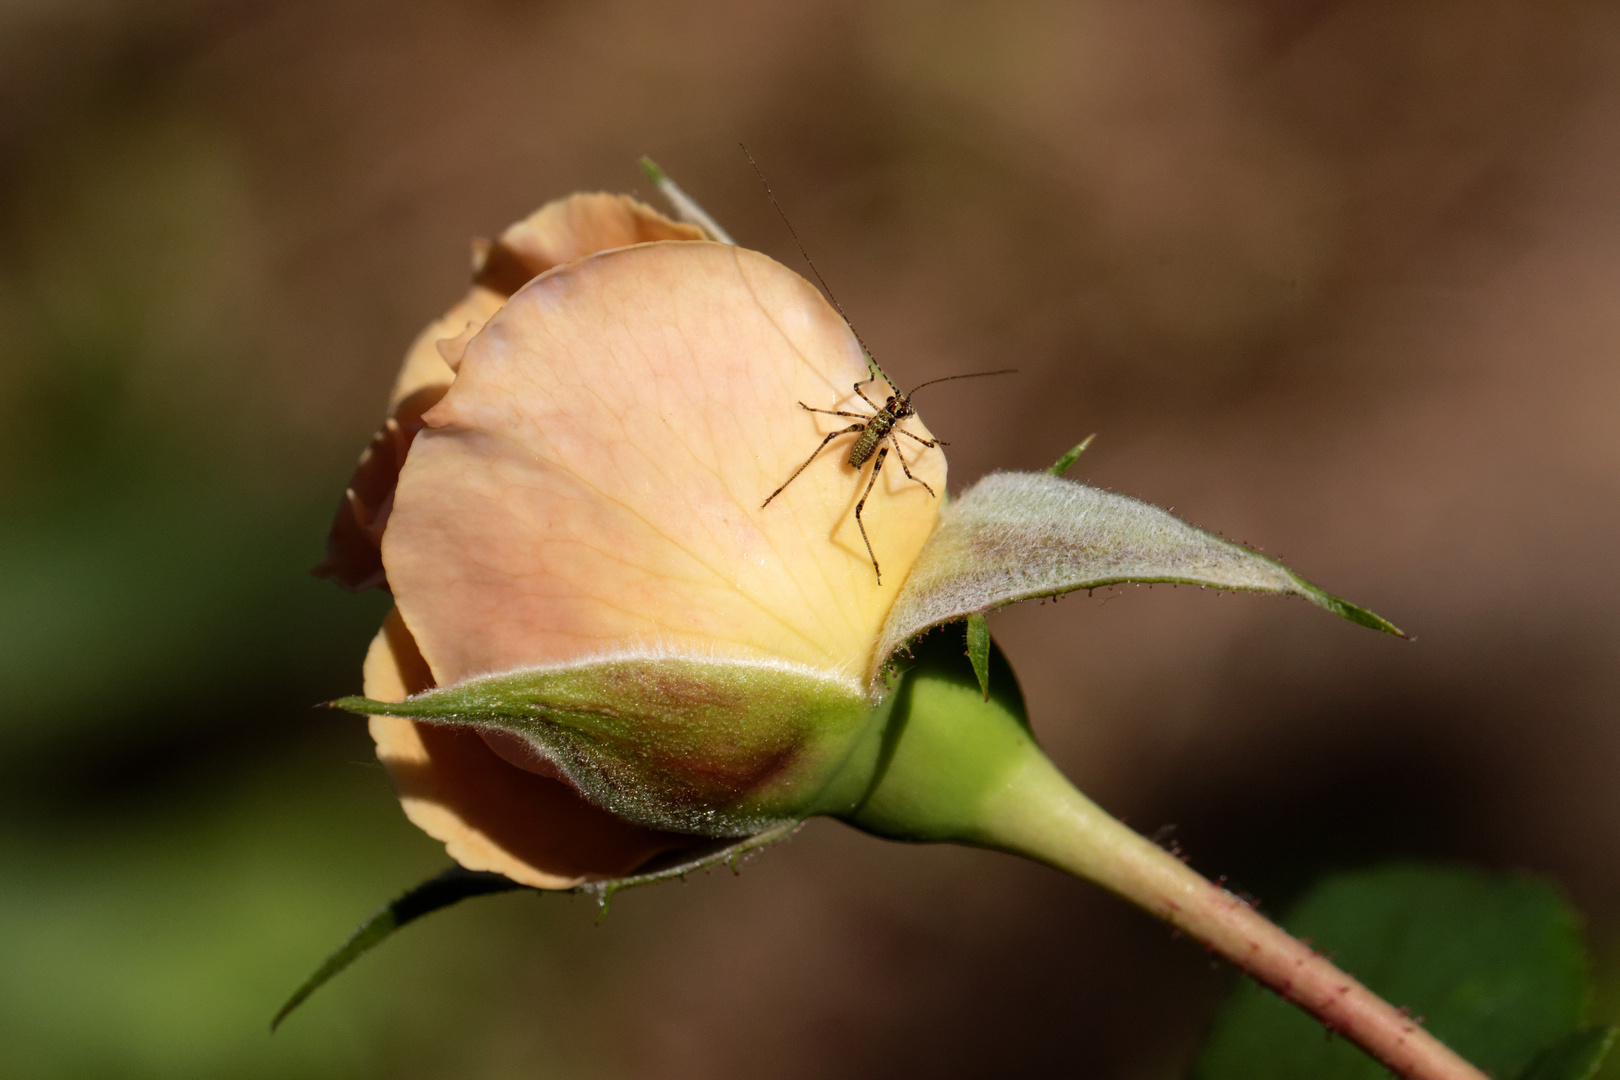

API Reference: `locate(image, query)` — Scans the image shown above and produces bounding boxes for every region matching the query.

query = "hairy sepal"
[335,654,873,837]
[875,471,1403,681]
[272,823,802,1031]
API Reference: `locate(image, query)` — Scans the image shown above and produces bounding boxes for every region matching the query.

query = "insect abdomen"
[848,414,894,467]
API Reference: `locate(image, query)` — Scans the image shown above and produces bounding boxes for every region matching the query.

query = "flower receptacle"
[822,628,1048,846]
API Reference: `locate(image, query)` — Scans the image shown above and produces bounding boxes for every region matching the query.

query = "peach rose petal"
[386,241,946,691]
[319,194,701,592]
[472,191,704,298]
[392,193,700,407]
[363,607,691,889]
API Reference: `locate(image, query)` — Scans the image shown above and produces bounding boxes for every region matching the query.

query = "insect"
[743,147,1013,584]
[762,371,1013,584]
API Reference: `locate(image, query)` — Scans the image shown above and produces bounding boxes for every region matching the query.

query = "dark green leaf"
[1194,865,1588,1080]
[1516,1027,1616,1080]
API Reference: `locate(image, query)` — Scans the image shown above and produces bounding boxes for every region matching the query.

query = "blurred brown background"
[2,1,1618,1077]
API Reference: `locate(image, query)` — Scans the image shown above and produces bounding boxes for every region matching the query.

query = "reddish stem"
[980,752,1489,1080]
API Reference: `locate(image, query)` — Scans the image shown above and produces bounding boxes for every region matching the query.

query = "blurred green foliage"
[2,756,517,1079]
[0,107,614,1080]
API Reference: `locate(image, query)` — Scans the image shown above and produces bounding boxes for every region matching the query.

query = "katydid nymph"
[743,147,1014,584]
[762,370,1015,584]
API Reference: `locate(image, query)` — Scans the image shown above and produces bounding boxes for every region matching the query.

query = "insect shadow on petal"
[743,146,1014,584]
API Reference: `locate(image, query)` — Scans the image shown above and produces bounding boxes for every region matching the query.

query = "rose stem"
[978,749,1489,1080]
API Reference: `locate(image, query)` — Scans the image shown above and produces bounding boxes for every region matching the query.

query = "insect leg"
[853,444,888,584]
[888,431,936,498]
[854,383,884,411]
[896,426,946,448]
[799,403,870,419]
[762,424,866,508]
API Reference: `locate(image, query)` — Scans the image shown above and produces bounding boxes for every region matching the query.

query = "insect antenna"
[906,368,1018,396]
[740,144,890,385]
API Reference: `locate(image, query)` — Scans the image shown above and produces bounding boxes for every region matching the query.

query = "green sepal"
[331,655,871,837]
[270,867,526,1032]
[1047,433,1096,477]
[875,470,1404,677]
[272,824,801,1031]
[637,155,667,184]
[965,613,991,700]
[579,821,800,919]
[639,156,734,244]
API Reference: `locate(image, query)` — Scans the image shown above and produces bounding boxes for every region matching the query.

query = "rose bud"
[322,189,946,886]
[298,177,1490,1080]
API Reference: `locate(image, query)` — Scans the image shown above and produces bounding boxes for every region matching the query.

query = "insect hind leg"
[762,423,865,508]
[853,444,888,584]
